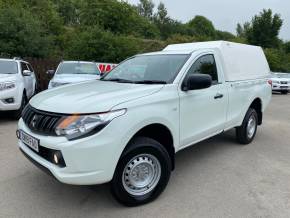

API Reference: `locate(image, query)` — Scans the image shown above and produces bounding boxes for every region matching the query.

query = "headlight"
[55,109,126,140]
[0,81,16,91]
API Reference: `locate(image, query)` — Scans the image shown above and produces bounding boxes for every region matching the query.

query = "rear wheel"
[111,137,171,206]
[236,108,258,145]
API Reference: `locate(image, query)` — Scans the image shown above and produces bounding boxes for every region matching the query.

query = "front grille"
[281,81,288,84]
[22,104,62,135]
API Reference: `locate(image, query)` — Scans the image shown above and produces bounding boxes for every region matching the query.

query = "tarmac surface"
[0,94,290,218]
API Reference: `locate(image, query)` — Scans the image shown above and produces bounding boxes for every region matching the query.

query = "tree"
[216,31,235,41]
[283,41,290,54]
[137,0,154,19]
[155,2,169,24]
[79,0,158,38]
[188,16,216,38]
[241,9,283,48]
[52,0,81,26]
[264,48,290,72]
[0,5,51,57]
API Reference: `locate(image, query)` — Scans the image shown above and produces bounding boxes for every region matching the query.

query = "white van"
[17,41,271,206]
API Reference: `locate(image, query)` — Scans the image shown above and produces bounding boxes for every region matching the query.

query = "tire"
[12,93,27,119]
[111,137,171,206]
[281,90,288,95]
[236,108,258,145]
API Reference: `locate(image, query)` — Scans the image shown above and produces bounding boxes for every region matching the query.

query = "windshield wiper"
[134,80,167,84]
[101,78,134,83]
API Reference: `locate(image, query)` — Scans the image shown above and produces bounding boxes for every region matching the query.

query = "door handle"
[214,93,224,99]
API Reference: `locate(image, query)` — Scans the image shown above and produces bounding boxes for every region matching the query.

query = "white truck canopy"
[163,41,270,81]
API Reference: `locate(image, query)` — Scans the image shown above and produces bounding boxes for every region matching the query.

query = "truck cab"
[17,41,272,206]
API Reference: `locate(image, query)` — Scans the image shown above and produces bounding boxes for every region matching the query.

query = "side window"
[27,63,34,72]
[187,54,218,84]
[21,62,29,73]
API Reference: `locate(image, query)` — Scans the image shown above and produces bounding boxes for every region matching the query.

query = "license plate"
[20,131,39,152]
[281,86,288,89]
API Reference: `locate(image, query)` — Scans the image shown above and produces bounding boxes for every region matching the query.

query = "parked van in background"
[47,61,101,89]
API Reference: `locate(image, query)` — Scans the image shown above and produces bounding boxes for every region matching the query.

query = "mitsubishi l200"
[17,41,272,206]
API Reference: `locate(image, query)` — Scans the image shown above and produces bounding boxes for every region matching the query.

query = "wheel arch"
[125,123,176,170]
[249,98,262,125]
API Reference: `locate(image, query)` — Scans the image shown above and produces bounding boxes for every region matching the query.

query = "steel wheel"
[122,154,161,196]
[247,114,257,139]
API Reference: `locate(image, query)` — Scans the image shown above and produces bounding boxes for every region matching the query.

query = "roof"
[61,60,96,64]
[138,50,193,56]
[0,58,18,62]
[163,41,262,52]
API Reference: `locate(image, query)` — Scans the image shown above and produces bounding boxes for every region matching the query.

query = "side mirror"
[23,70,32,76]
[182,74,212,91]
[46,70,55,75]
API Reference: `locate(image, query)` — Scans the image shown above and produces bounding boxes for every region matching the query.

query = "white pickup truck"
[17,41,272,206]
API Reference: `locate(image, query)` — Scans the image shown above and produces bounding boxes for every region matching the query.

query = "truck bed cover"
[163,41,270,81]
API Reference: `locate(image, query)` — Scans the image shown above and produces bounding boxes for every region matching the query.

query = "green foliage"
[188,16,216,39]
[239,9,283,48]
[264,48,290,72]
[64,27,140,62]
[52,0,81,26]
[283,41,290,53]
[166,34,197,44]
[237,9,289,72]
[215,31,236,41]
[0,4,52,57]
[137,0,154,19]
[0,0,289,72]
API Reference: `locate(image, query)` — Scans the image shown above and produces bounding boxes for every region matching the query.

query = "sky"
[127,0,290,41]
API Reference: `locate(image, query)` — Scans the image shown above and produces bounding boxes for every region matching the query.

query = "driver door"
[179,53,227,148]
[21,62,33,97]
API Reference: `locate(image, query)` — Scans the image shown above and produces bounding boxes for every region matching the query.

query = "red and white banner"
[97,63,117,75]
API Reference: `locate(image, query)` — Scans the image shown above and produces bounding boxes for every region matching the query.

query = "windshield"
[272,73,290,78]
[56,62,100,75]
[102,54,189,84]
[0,61,18,74]
[273,73,290,78]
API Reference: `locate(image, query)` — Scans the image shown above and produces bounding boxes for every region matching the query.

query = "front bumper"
[0,87,22,111]
[272,84,290,91]
[17,118,128,185]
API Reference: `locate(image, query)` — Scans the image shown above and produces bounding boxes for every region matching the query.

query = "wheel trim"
[122,154,161,196]
[247,115,256,139]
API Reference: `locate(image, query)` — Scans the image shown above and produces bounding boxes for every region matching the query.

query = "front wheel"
[12,94,27,119]
[111,137,171,206]
[281,90,288,95]
[236,108,258,145]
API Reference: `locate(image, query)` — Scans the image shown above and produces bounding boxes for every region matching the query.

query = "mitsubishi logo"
[31,115,38,128]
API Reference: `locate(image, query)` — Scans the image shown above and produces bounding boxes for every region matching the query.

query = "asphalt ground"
[0,94,290,218]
